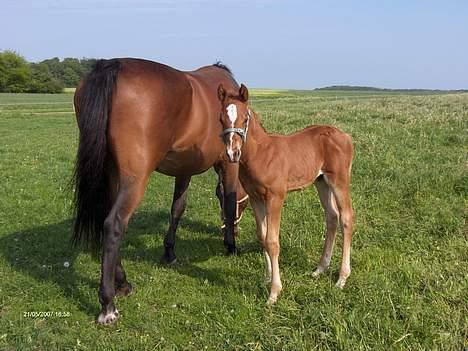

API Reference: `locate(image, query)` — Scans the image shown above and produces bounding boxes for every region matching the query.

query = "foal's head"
[217,83,251,162]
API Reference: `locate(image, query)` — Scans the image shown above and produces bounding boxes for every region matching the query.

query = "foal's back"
[273,125,353,191]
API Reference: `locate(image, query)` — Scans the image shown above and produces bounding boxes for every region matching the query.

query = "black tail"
[72,59,121,253]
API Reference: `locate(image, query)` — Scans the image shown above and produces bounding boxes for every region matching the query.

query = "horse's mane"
[213,61,233,75]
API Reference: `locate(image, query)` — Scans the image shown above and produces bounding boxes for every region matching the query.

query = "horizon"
[2,0,468,90]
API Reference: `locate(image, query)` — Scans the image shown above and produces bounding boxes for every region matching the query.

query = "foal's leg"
[265,196,285,305]
[98,175,149,324]
[160,176,191,265]
[312,177,339,277]
[250,199,271,283]
[327,175,354,289]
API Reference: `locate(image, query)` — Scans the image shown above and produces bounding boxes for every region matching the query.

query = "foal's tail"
[71,59,121,252]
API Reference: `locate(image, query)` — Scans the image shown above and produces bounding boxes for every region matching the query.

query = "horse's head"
[217,83,251,162]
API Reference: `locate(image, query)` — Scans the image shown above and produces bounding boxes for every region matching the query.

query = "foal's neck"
[242,116,270,158]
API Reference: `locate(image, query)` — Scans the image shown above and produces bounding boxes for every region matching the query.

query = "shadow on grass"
[0,210,249,316]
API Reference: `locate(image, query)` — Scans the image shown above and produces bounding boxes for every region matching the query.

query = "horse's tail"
[71,59,121,253]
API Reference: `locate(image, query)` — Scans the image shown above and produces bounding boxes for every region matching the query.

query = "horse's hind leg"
[97,174,149,325]
[107,172,133,297]
[115,257,132,297]
[312,176,339,277]
[160,176,191,265]
[326,174,354,289]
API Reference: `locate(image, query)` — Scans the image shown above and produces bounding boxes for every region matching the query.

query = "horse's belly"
[156,148,215,176]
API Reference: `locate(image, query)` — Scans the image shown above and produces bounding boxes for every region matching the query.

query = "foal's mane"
[252,111,268,133]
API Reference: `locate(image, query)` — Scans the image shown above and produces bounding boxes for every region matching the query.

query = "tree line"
[0,50,97,93]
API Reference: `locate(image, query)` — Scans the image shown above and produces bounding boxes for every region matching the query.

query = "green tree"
[40,57,63,82]
[29,63,64,93]
[0,50,32,92]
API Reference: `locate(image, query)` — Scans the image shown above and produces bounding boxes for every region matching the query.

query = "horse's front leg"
[219,162,239,255]
[160,176,191,265]
[264,194,285,305]
[250,199,271,283]
[215,168,249,238]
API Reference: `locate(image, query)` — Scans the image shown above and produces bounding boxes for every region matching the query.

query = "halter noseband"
[220,109,251,142]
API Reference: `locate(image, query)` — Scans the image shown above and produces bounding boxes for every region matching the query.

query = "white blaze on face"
[226,103,238,127]
[227,133,235,160]
[226,103,238,160]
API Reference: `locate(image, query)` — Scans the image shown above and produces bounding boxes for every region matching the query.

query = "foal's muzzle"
[223,131,242,162]
[227,146,241,163]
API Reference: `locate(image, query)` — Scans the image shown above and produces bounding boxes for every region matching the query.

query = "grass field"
[0,89,466,350]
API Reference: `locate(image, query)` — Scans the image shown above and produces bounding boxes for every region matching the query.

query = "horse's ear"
[218,84,226,102]
[239,84,249,102]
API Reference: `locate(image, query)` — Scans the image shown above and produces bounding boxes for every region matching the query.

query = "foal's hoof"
[335,277,347,289]
[312,266,327,278]
[97,309,119,325]
[116,282,133,297]
[266,296,277,306]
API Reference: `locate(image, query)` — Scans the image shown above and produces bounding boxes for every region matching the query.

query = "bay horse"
[72,58,248,324]
[217,84,354,304]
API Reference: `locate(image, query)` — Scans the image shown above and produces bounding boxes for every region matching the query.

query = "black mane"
[213,61,233,75]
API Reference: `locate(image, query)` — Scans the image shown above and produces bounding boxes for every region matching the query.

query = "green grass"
[0,90,466,350]
[63,88,76,94]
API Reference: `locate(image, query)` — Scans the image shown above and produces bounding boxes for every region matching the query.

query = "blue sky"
[2,0,467,89]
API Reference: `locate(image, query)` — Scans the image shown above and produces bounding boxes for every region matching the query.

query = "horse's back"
[105,59,235,176]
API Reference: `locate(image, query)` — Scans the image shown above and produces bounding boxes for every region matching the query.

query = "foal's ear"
[217,84,226,102]
[239,84,249,102]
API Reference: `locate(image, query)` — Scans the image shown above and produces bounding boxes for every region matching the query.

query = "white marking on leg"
[267,253,282,305]
[97,308,119,324]
[264,250,272,283]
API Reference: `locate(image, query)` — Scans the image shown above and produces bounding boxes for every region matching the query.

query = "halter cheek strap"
[220,109,251,142]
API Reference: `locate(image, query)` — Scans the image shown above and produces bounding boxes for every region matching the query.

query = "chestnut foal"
[217,84,355,304]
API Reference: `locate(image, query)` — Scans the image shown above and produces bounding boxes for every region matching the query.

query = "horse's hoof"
[97,309,119,325]
[116,282,133,297]
[160,251,177,266]
[266,296,277,306]
[225,246,239,256]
